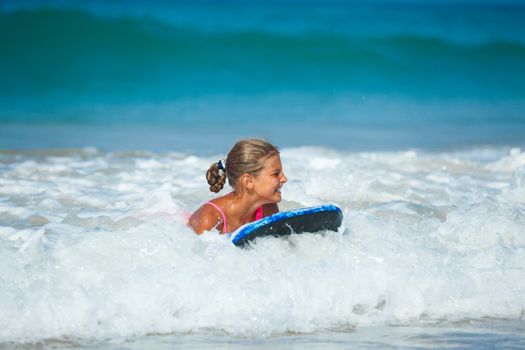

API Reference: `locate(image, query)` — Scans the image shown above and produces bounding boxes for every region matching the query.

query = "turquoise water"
[1,0,525,151]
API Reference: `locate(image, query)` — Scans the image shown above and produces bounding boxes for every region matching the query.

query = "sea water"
[1,146,524,348]
[1,0,525,152]
[1,0,525,348]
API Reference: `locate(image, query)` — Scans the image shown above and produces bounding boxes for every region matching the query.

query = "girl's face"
[252,154,287,203]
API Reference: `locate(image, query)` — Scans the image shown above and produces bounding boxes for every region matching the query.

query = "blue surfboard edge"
[229,204,343,246]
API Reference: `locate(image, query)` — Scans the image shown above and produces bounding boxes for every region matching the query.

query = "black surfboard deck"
[230,204,343,247]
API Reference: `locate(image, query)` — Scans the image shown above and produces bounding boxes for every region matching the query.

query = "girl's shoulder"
[189,199,227,234]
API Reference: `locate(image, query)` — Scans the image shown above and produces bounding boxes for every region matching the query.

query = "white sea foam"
[0,146,524,343]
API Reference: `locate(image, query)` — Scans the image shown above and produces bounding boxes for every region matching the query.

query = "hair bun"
[206,162,227,193]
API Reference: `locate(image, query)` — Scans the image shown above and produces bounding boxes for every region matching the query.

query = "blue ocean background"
[1,0,524,152]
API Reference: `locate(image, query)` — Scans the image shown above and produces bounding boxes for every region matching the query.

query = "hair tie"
[217,160,225,171]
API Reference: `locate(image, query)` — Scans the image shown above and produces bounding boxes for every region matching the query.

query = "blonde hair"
[206,139,279,193]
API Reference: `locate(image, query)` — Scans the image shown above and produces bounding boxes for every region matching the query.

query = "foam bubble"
[0,146,524,343]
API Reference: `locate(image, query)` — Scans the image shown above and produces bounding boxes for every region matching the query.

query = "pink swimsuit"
[205,202,263,233]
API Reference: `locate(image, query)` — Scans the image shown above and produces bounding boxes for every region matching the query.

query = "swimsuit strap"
[255,206,263,220]
[205,202,227,233]
[204,202,264,233]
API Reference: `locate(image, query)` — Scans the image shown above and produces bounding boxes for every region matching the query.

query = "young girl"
[189,139,287,234]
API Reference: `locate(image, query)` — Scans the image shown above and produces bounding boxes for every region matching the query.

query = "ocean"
[1,0,525,349]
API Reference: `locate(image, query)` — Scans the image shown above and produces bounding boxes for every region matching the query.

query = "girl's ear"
[240,173,255,191]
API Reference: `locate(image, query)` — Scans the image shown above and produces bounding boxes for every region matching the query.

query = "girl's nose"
[281,173,288,183]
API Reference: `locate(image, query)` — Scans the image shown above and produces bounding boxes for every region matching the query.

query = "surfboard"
[230,204,343,247]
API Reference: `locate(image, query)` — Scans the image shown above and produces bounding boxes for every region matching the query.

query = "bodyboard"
[230,204,343,247]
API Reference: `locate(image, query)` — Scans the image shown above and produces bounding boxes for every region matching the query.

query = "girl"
[189,139,287,234]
